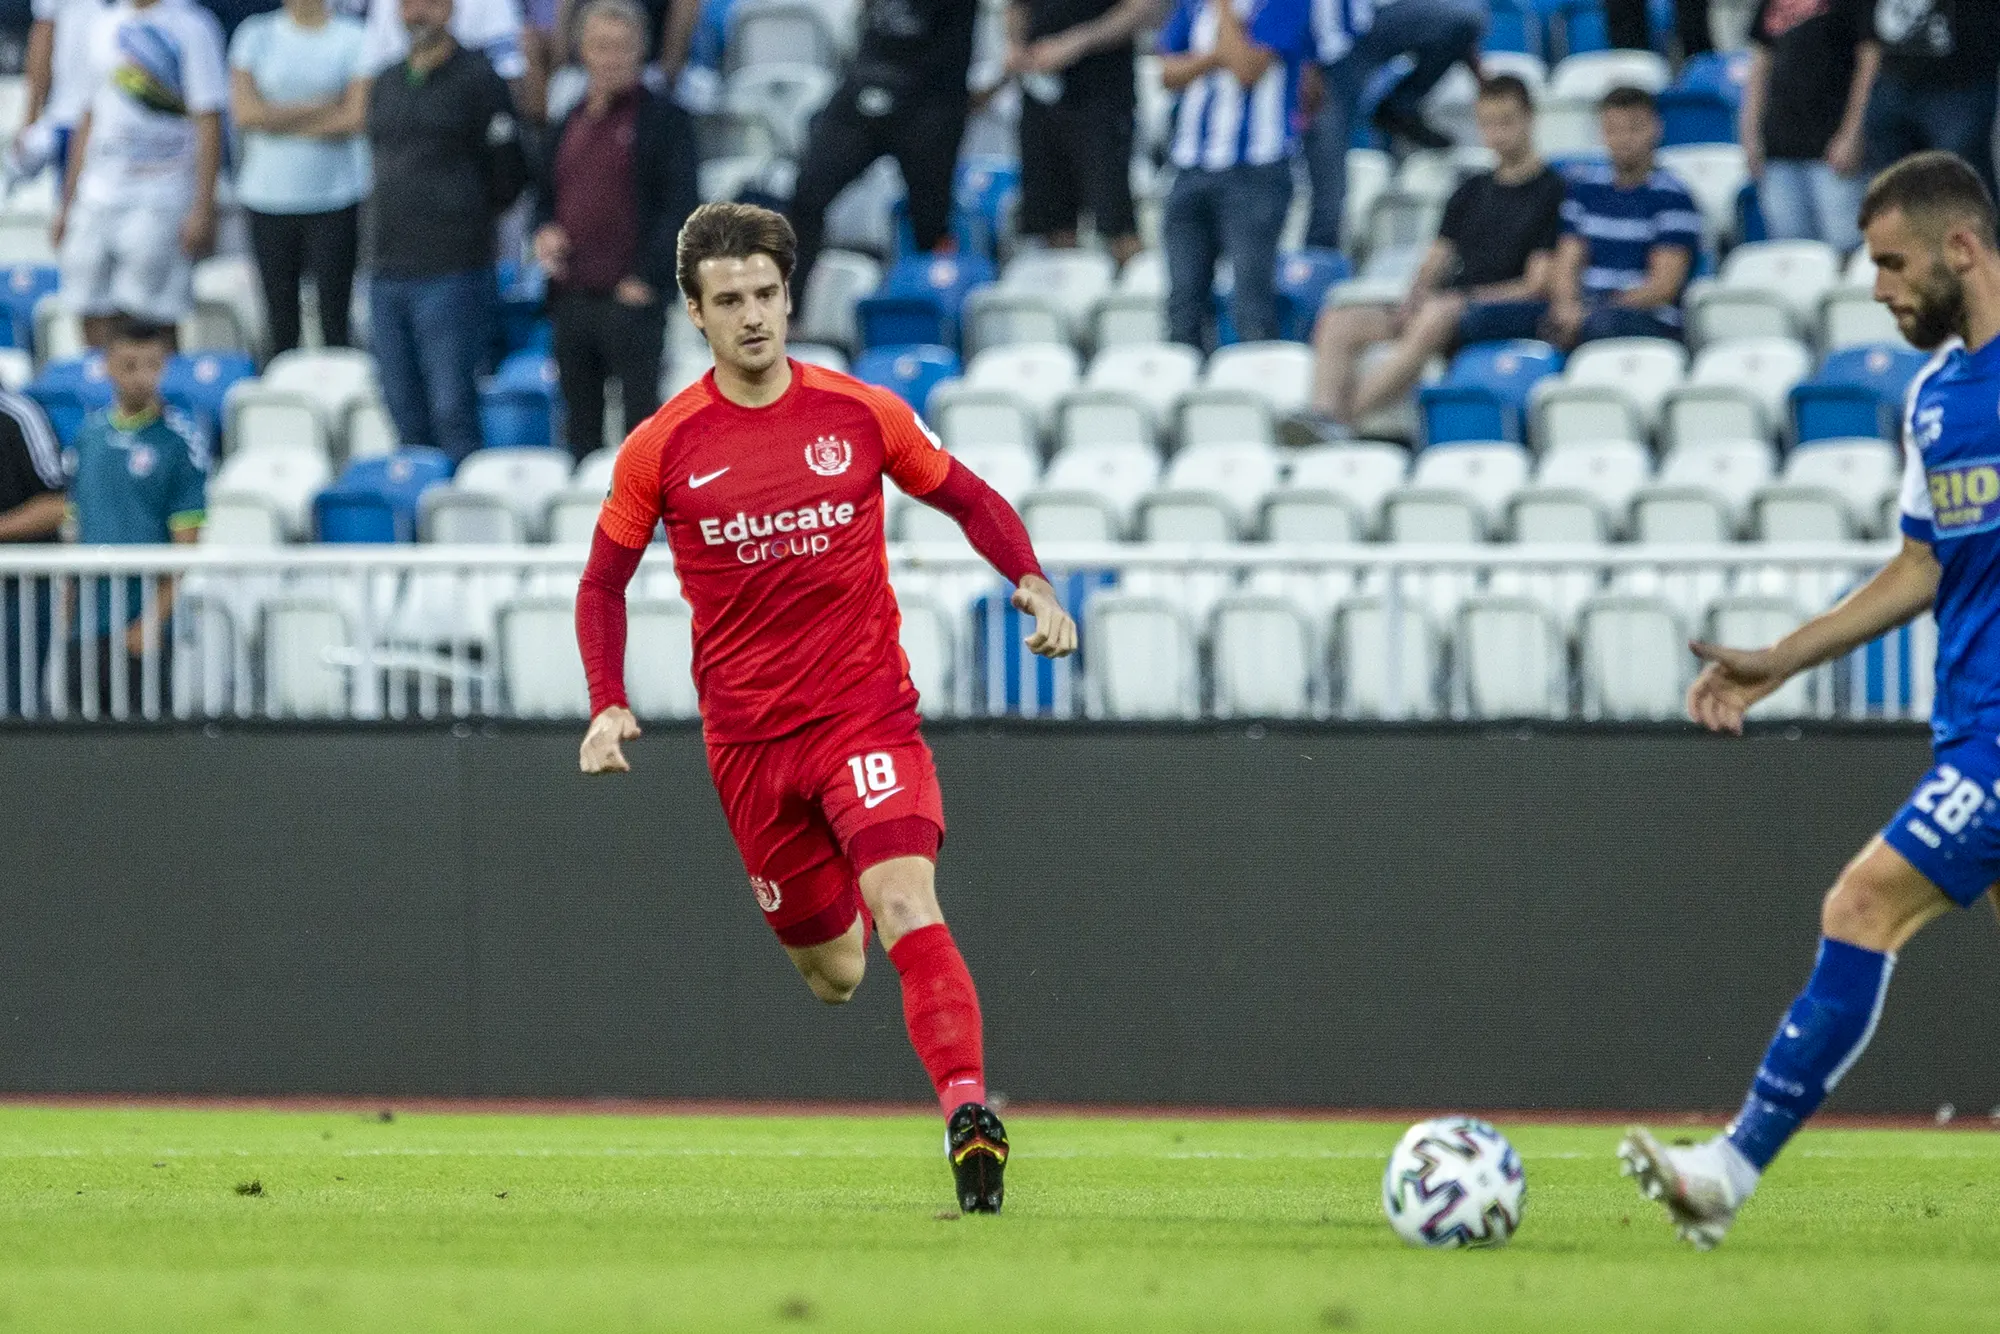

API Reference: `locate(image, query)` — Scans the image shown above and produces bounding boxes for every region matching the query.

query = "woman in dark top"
[1310,74,1565,431]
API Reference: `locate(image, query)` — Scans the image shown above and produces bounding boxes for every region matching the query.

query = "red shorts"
[706,710,946,948]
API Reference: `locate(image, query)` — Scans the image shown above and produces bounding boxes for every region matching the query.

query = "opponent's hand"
[1012,574,1077,658]
[1686,641,1788,736]
[580,705,641,773]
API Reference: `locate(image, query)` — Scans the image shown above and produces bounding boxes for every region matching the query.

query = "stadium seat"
[1655,435,1777,520]
[1578,594,1689,718]
[25,353,111,445]
[1086,342,1201,422]
[314,448,453,543]
[1384,487,1485,543]
[31,295,83,367]
[1707,594,1816,716]
[344,398,397,461]
[454,446,574,540]
[945,440,1040,504]
[965,343,1080,424]
[1332,595,1441,718]
[1790,345,1930,444]
[853,344,960,413]
[723,0,838,71]
[162,352,254,443]
[855,253,995,348]
[1361,192,1445,263]
[895,593,958,715]
[1717,239,1842,334]
[1204,341,1314,415]
[1658,144,1749,248]
[1510,486,1610,542]
[1272,441,1408,538]
[260,596,355,717]
[795,248,881,351]
[1548,49,1670,100]
[1210,594,1316,717]
[1117,248,1167,295]
[1529,438,1651,529]
[960,287,1069,357]
[721,62,834,155]
[497,595,588,715]
[1000,249,1116,329]
[208,444,332,542]
[191,256,268,358]
[179,299,252,357]
[1391,151,1461,205]
[627,597,700,719]
[1535,96,1602,156]
[1531,336,1684,449]
[1274,249,1351,342]
[1036,439,1161,526]
[201,496,284,547]
[1176,388,1275,449]
[1685,282,1795,345]
[1661,336,1813,449]
[546,491,606,545]
[1422,340,1562,445]
[1782,437,1899,531]
[929,383,1039,453]
[0,263,57,349]
[263,348,377,423]
[1141,441,1283,539]
[1410,440,1533,530]
[1089,292,1167,347]
[1457,596,1567,718]
[1343,149,1394,253]
[1819,286,1907,351]
[419,487,525,544]
[1086,592,1199,719]
[1751,483,1854,540]
[224,385,331,460]
[1054,389,1155,453]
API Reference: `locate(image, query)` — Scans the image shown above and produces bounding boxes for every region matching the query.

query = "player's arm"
[915,458,1078,658]
[1688,537,1940,735]
[575,437,664,773]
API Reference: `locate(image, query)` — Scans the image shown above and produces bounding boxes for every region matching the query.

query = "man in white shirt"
[53,0,227,346]
[14,0,115,183]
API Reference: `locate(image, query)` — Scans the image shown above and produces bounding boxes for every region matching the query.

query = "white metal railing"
[0,540,1927,724]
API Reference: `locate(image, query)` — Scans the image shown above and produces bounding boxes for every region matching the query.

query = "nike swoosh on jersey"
[861,786,905,809]
[688,467,730,488]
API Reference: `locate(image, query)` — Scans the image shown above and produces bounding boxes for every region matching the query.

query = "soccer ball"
[1381,1117,1526,1248]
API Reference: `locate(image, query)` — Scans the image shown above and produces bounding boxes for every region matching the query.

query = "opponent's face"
[1868,207,1968,351]
[689,253,791,375]
[401,0,452,45]
[1474,94,1532,166]
[1600,105,1658,177]
[106,339,167,412]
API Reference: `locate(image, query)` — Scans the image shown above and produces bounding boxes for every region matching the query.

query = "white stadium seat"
[263,347,377,423]
[1276,441,1408,538]
[1783,437,1899,530]
[1457,595,1567,719]
[546,490,606,545]
[202,497,284,547]
[961,287,1070,356]
[1658,144,1748,248]
[1719,239,1841,333]
[192,256,268,357]
[626,597,700,718]
[498,596,588,716]
[572,447,620,495]
[224,385,331,460]
[1203,341,1313,415]
[944,439,1040,504]
[1533,337,1685,449]
[1686,281,1795,345]
[1752,483,1853,540]
[455,447,574,541]
[1038,439,1161,523]
[1087,593,1199,718]
[796,249,880,350]
[1156,441,1283,528]
[1117,248,1167,295]
[1211,594,1316,717]
[1055,389,1155,452]
[1022,490,1122,542]
[419,488,524,545]
[261,597,354,718]
[965,343,1080,423]
[1510,487,1610,543]
[1384,485,1485,543]
[1578,595,1689,719]
[1651,436,1778,527]
[1409,441,1531,530]
[1549,49,1670,100]
[789,342,849,372]
[1344,148,1394,252]
[1001,249,1116,327]
[344,399,397,460]
[1176,388,1276,449]
[1820,287,1906,351]
[1089,292,1168,347]
[1706,594,1817,717]
[1086,342,1201,422]
[721,62,834,155]
[895,593,958,716]
[930,383,1039,453]
[1534,438,1652,521]
[208,444,331,542]
[1332,596,1440,718]
[1662,337,1813,448]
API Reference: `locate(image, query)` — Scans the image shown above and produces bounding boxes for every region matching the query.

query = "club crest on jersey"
[750,875,782,913]
[805,434,853,477]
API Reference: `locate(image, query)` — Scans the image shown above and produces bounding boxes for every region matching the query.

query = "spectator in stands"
[1003,0,1154,267]
[784,0,978,299]
[1861,0,1998,201]
[1158,0,1311,350]
[62,317,203,712]
[1606,0,1710,58]
[367,0,529,462]
[12,0,111,187]
[0,390,64,717]
[1309,74,1563,429]
[532,0,695,459]
[1741,0,1877,253]
[53,0,229,349]
[228,0,370,353]
[1302,0,1486,250]
[362,0,533,115]
[1544,87,1701,348]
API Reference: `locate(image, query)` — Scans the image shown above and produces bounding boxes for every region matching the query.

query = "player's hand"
[1686,641,1788,736]
[580,705,641,773]
[1012,574,1077,659]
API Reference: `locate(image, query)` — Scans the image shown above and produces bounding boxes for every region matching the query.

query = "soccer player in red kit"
[573,203,1076,1214]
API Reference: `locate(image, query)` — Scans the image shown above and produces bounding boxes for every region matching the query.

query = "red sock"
[886,923,986,1116]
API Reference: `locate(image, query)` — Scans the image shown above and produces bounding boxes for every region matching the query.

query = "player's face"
[1867,208,1967,351]
[1474,95,1532,166]
[106,339,166,412]
[689,254,791,376]
[1599,106,1658,176]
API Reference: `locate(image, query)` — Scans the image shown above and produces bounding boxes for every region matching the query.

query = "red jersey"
[599,359,951,742]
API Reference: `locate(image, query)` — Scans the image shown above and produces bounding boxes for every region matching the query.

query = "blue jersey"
[1557,164,1703,326]
[65,402,207,633]
[1160,0,1312,170]
[1898,336,2000,744]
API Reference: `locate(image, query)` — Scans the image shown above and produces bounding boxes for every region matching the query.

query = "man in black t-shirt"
[1004,0,1152,265]
[1742,0,1879,251]
[0,390,65,717]
[1309,75,1564,430]
[1861,0,1998,199]
[785,0,978,297]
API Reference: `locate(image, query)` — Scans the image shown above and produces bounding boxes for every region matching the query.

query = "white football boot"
[1617,1127,1752,1251]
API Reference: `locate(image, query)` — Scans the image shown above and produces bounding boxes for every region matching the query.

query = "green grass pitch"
[0,1106,1994,1332]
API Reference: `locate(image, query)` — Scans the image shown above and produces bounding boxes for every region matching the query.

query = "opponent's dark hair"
[107,314,175,350]
[1476,74,1532,112]
[676,202,798,302]
[1859,150,2000,249]
[1598,85,1656,115]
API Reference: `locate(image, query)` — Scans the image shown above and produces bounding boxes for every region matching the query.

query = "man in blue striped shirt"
[1158,0,1313,349]
[1546,86,1704,348]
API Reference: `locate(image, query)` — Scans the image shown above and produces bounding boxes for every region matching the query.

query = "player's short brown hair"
[676,202,798,302]
[1859,150,2000,250]
[1599,85,1656,116]
[1476,74,1533,113]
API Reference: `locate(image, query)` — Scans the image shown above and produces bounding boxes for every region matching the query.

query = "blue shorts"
[1881,735,2000,907]
[1452,299,1546,349]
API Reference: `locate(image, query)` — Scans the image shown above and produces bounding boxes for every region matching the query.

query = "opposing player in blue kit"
[1620,151,2000,1249]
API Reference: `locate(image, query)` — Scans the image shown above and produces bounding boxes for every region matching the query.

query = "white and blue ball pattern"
[1382,1117,1526,1248]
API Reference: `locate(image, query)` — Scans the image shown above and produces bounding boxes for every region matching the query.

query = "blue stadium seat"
[26,353,112,446]
[1737,181,1767,244]
[493,349,559,392]
[953,157,1021,261]
[315,447,453,542]
[854,252,995,349]
[495,261,547,357]
[1419,339,1563,445]
[1275,248,1352,341]
[480,387,556,448]
[0,264,58,349]
[853,343,960,412]
[1484,0,1541,56]
[162,351,254,442]
[1790,346,1930,444]
[1657,88,1735,146]
[1557,0,1607,54]
[970,570,1117,714]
